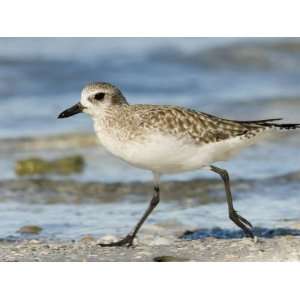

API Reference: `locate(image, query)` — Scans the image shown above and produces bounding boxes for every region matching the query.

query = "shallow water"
[1,180,299,240]
[1,38,300,240]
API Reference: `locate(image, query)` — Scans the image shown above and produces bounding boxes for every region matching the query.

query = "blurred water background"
[0,37,300,240]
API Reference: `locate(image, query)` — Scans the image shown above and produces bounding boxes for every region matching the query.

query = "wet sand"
[1,234,300,262]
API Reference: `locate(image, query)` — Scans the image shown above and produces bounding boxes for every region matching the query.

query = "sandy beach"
[1,234,300,262]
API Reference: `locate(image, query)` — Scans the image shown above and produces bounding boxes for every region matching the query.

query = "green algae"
[15,155,85,176]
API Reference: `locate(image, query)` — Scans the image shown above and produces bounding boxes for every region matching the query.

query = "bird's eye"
[94,92,105,101]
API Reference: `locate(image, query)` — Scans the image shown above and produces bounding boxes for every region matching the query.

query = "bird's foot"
[230,210,254,239]
[98,234,135,248]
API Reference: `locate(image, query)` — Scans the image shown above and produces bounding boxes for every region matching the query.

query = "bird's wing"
[132,105,297,144]
[132,105,252,144]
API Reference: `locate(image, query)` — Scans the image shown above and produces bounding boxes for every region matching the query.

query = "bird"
[58,82,300,247]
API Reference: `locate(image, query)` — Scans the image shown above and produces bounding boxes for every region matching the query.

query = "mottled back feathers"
[98,103,298,145]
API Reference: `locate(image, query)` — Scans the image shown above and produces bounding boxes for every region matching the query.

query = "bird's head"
[58,82,128,119]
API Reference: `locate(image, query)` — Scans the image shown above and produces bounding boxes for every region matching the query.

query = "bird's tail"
[266,122,300,130]
[237,118,300,130]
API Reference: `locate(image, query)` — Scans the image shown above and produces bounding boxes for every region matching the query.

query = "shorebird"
[58,82,299,247]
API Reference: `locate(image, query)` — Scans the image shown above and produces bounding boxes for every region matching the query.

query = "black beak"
[58,102,85,119]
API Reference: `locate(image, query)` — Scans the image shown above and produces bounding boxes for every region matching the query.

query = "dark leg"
[210,165,254,239]
[99,186,160,247]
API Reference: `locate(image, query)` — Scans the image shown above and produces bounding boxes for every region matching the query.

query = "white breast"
[93,123,268,174]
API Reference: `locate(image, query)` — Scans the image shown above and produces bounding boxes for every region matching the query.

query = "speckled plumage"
[94,105,288,160]
[78,82,299,174]
[98,103,269,144]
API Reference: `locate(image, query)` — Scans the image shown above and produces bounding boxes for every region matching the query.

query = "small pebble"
[153,256,189,262]
[148,237,173,246]
[29,239,41,244]
[80,235,96,243]
[97,235,118,243]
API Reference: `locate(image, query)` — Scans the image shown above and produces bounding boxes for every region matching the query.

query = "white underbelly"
[97,131,264,174]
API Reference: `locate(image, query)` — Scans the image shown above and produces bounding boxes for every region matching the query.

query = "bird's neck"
[92,104,128,130]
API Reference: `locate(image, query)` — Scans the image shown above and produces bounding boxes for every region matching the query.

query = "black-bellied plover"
[58,82,300,247]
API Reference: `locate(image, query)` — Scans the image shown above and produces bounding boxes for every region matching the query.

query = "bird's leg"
[99,186,160,247]
[210,165,254,239]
